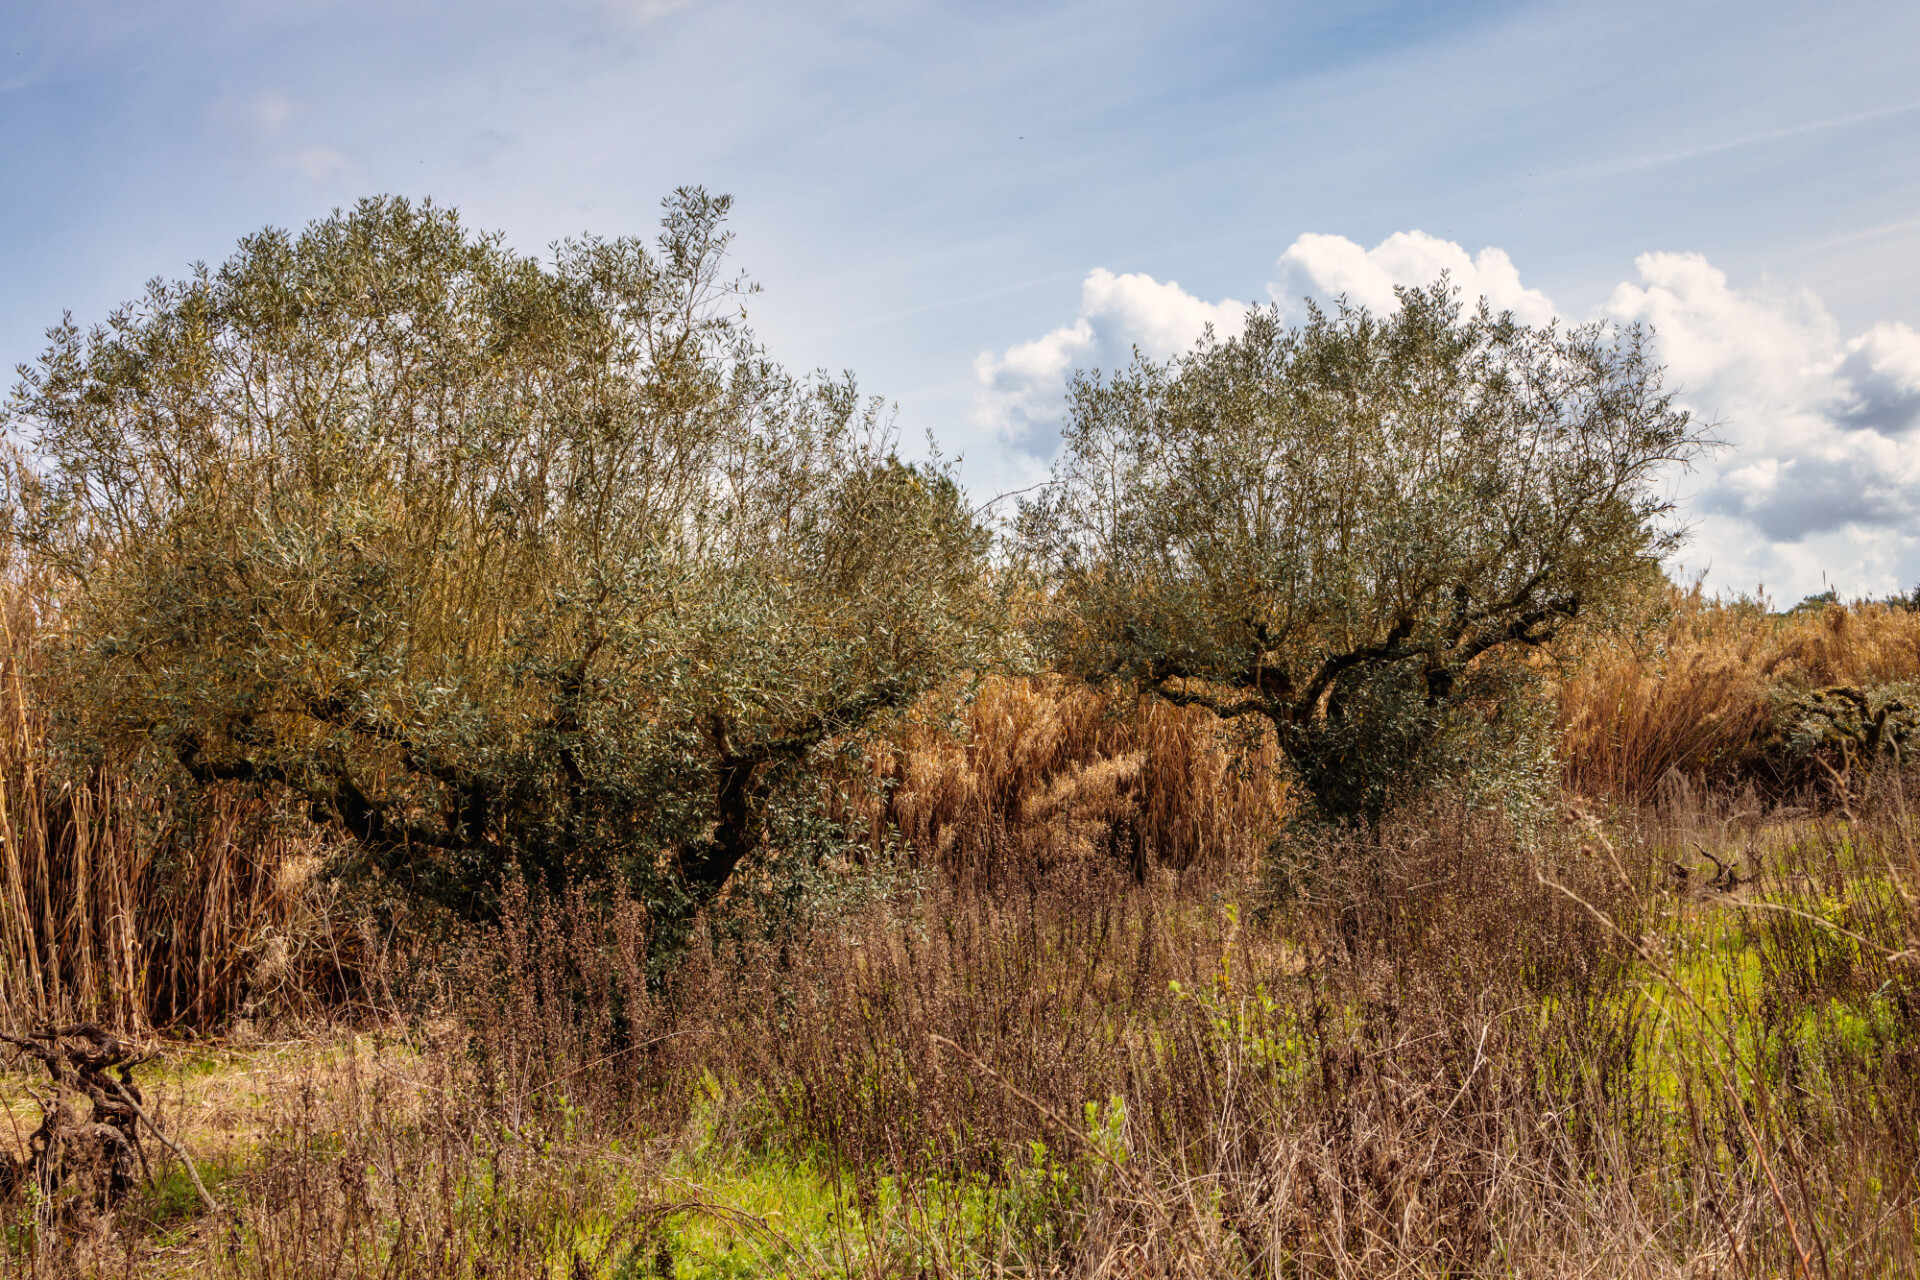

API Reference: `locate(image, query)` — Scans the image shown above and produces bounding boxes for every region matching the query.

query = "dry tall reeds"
[856,676,1287,884]
[0,576,325,1034]
[1559,586,1920,802]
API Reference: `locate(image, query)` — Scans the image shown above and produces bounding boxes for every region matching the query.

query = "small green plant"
[132,1154,239,1238]
[1169,905,1311,1088]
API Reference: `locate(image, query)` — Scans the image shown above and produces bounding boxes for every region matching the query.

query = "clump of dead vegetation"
[0,1025,147,1212]
[3,781,1914,1276]
[1558,583,1920,802]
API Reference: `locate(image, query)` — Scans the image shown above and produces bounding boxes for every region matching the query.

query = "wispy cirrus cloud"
[205,88,360,191]
[566,0,702,27]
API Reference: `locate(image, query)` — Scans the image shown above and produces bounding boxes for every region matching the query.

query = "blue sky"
[5,0,1919,597]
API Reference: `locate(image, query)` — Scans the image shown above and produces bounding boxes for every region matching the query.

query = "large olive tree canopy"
[1018,284,1707,820]
[5,190,1003,910]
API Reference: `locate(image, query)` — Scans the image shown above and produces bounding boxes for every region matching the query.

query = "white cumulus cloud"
[1605,253,1920,597]
[974,231,1920,599]
[1270,230,1557,327]
[972,268,1247,453]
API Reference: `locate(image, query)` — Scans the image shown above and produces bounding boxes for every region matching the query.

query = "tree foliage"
[1018,284,1707,821]
[5,190,1003,913]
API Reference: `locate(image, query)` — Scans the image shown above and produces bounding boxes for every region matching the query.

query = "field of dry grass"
[1,584,1918,1277]
[5,799,1915,1278]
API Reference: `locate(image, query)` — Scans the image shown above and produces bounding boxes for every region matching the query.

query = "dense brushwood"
[3,192,1003,921]
[9,577,1920,1032]
[1019,285,1707,820]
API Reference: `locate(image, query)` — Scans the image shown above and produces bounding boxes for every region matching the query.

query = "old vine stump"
[0,1024,147,1211]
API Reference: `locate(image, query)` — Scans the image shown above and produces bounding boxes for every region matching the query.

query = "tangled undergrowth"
[3,784,1914,1278]
[3,588,1920,1276]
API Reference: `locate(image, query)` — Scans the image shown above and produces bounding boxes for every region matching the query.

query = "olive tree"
[5,190,1003,913]
[1018,284,1705,822]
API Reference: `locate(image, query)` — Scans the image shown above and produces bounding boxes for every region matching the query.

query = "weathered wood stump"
[0,1024,147,1210]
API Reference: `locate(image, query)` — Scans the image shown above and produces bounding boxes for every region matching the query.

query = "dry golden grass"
[848,675,1287,884]
[1558,586,1920,802]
